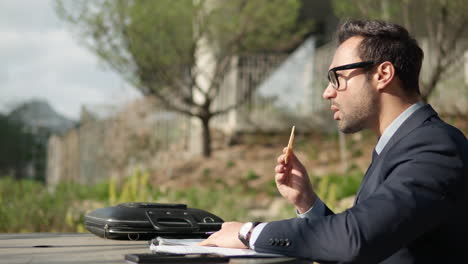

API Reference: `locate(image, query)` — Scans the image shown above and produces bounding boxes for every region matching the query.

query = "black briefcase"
[85,202,223,240]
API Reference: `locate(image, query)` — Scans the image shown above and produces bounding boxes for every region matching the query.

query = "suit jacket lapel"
[355,150,379,203]
[354,104,439,204]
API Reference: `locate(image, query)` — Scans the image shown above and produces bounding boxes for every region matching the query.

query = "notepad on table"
[150,237,283,257]
[153,237,205,246]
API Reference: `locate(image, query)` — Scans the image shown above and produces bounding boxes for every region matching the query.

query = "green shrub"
[245,170,260,181]
[312,170,363,211]
[226,160,236,168]
[202,168,211,178]
[265,179,279,197]
[0,177,106,233]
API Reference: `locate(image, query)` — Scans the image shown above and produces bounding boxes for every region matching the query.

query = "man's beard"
[337,82,378,134]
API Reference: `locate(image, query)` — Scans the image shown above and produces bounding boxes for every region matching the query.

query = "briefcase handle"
[145,210,200,232]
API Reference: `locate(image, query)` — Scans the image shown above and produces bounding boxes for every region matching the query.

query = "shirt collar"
[375,101,425,154]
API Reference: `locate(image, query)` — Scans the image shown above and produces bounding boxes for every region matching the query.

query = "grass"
[0,167,364,232]
[311,170,363,212]
[0,177,108,233]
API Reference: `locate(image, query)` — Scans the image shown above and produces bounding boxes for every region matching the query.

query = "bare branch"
[425,11,436,48]
[210,79,251,116]
[435,3,448,53]
[444,19,468,56]
[142,85,198,117]
[207,54,233,100]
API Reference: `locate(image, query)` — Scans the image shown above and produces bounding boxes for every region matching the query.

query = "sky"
[0,0,141,120]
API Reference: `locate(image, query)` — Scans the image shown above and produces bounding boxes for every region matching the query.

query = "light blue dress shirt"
[249,102,425,249]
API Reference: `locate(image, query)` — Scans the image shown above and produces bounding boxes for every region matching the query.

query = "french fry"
[285,126,295,164]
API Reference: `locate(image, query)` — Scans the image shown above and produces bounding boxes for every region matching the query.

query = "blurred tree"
[0,114,35,180]
[332,0,468,102]
[55,0,312,157]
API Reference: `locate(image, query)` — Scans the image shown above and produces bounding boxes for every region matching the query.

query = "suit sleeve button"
[274,239,280,246]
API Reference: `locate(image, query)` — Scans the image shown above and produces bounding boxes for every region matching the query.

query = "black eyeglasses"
[327,61,375,90]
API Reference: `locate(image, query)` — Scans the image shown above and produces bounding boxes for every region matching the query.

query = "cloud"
[0,0,141,120]
[0,0,62,31]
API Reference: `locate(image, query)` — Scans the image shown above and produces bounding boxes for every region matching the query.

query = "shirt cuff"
[248,222,268,250]
[296,197,326,220]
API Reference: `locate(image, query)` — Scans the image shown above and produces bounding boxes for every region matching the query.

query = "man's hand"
[198,222,247,248]
[275,147,317,214]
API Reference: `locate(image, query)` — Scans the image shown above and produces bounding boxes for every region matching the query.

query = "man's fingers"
[198,234,217,246]
[198,240,215,246]
[275,173,287,184]
[277,154,283,163]
[278,148,297,164]
[275,164,285,173]
[198,239,209,246]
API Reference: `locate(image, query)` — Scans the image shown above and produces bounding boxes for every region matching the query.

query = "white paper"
[150,237,283,257]
[154,237,205,246]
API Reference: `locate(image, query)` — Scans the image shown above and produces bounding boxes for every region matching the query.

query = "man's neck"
[373,94,420,137]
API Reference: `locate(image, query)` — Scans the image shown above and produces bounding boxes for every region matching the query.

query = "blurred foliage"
[0,177,108,233]
[0,114,41,180]
[244,170,260,181]
[1,167,363,232]
[313,170,363,205]
[226,160,236,168]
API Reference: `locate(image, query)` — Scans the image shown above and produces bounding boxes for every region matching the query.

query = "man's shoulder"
[420,115,467,144]
[388,115,467,157]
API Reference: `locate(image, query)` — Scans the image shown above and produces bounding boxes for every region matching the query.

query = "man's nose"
[323,84,337,100]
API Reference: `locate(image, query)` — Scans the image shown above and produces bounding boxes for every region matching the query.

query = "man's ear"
[375,61,395,91]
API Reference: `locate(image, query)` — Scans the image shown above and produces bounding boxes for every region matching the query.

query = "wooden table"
[0,233,148,264]
[0,233,312,264]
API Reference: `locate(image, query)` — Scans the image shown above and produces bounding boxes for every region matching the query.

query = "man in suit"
[200,20,468,263]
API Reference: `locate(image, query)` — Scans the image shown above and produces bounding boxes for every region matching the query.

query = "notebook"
[150,237,283,257]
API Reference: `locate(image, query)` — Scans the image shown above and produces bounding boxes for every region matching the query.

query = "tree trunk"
[381,0,390,21]
[421,84,431,103]
[421,64,443,103]
[200,116,212,157]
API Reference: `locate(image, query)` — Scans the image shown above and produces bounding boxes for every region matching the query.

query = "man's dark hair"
[338,20,424,95]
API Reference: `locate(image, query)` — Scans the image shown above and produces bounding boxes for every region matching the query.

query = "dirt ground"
[151,130,378,191]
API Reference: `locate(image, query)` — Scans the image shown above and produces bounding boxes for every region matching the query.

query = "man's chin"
[338,122,362,134]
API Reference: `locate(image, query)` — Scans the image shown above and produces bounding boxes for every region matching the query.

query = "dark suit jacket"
[254,105,468,263]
